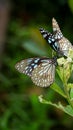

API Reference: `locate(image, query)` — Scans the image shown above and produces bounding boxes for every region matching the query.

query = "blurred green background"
[0,0,73,130]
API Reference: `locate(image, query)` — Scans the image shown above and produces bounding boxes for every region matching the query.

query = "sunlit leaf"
[51,83,66,98]
[39,95,73,117]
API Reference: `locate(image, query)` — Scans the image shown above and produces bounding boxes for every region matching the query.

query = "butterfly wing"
[57,37,73,57]
[31,58,56,87]
[15,58,39,76]
[52,18,63,39]
[39,28,60,52]
[40,19,73,57]
[15,57,56,87]
[52,18,73,56]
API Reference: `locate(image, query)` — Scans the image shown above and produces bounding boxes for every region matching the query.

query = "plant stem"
[64,83,73,108]
[63,66,73,109]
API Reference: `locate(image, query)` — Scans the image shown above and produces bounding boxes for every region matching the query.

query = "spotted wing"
[52,18,73,57]
[52,18,63,40]
[39,28,60,52]
[15,58,40,77]
[15,57,56,87]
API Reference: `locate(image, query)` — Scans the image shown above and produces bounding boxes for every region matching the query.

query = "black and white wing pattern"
[39,28,60,52]
[39,18,73,57]
[15,57,57,87]
[52,18,73,57]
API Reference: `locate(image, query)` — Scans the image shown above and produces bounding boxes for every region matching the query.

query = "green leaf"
[51,71,66,98]
[68,83,73,89]
[57,57,72,83]
[51,83,66,98]
[0,109,11,130]
[64,105,73,116]
[68,0,73,13]
[69,87,73,100]
[38,95,73,117]
[68,84,73,102]
[22,41,48,56]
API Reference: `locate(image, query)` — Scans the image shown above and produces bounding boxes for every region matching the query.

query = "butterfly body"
[15,57,57,87]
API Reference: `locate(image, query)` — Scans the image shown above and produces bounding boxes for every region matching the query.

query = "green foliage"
[39,95,73,117]
[68,0,73,13]
[39,50,73,117]
[1,0,73,130]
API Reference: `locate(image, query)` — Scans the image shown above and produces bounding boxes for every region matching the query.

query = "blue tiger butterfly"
[39,18,73,57]
[15,57,57,87]
[15,18,73,87]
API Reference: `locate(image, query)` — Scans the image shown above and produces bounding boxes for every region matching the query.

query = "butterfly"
[39,18,73,57]
[15,57,57,87]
